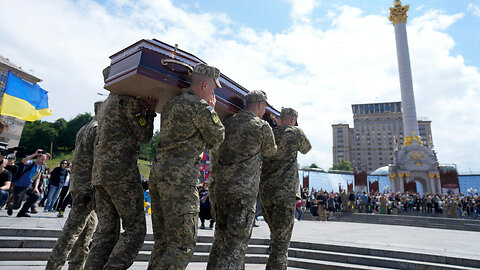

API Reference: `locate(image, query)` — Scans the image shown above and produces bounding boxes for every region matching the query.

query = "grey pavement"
[1,207,479,269]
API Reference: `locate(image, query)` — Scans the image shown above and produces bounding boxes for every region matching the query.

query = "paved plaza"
[0,208,479,269]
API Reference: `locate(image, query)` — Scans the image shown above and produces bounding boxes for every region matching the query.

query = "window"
[0,72,7,84]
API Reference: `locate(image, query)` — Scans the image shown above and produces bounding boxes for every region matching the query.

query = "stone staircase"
[1,227,479,269]
[300,212,480,232]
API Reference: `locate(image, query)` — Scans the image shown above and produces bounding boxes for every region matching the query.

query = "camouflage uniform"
[45,116,98,270]
[84,93,156,270]
[207,98,277,270]
[148,87,224,268]
[259,108,311,270]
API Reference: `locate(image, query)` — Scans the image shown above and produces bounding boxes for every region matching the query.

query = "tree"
[52,118,67,150]
[19,112,93,156]
[60,113,93,151]
[19,121,58,155]
[309,163,320,168]
[330,159,354,171]
[139,131,160,161]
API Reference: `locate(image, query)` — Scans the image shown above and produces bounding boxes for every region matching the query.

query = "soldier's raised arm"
[194,101,225,150]
[124,96,157,144]
[298,128,312,154]
[261,123,277,158]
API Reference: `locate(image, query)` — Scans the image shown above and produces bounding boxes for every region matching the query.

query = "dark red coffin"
[104,39,279,125]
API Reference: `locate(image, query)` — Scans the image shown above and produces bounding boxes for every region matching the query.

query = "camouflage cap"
[280,107,298,118]
[246,90,268,104]
[193,63,222,88]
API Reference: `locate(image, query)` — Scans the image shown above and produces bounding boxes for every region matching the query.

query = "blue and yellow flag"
[0,71,52,121]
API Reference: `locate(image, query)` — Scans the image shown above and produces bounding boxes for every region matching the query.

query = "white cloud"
[0,0,479,172]
[285,0,320,23]
[468,2,480,17]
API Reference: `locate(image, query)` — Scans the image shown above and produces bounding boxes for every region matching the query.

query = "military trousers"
[260,195,296,270]
[207,193,256,270]
[46,192,96,270]
[84,182,146,270]
[148,178,198,270]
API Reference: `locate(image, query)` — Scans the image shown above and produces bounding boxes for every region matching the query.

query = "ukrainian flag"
[0,71,52,121]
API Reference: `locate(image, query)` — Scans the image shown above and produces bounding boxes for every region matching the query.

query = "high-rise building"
[0,55,42,147]
[332,101,433,173]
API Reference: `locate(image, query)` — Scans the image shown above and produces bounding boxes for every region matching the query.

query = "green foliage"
[46,151,73,169]
[60,113,93,151]
[19,112,93,156]
[138,160,152,179]
[19,121,58,153]
[309,163,320,168]
[330,158,354,171]
[139,131,160,162]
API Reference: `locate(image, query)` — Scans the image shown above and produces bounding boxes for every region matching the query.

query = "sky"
[0,0,479,173]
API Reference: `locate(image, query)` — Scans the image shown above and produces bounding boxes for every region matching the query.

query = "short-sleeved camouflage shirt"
[153,88,225,186]
[212,109,277,198]
[92,93,156,185]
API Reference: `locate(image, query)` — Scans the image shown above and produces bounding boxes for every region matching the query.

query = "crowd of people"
[296,188,480,220]
[0,149,73,219]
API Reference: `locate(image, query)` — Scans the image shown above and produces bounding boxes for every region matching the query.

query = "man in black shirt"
[0,160,12,208]
[348,191,356,213]
[5,155,18,175]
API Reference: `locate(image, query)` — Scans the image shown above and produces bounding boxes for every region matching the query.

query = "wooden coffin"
[104,39,279,125]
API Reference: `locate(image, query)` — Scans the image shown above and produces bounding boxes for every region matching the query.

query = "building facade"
[0,55,42,147]
[332,101,433,173]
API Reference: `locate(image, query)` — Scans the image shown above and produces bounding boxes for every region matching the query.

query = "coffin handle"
[161,58,193,75]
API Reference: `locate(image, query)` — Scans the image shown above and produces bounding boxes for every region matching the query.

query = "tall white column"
[394,22,419,138]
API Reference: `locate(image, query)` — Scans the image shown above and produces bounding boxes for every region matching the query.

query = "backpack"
[12,161,35,183]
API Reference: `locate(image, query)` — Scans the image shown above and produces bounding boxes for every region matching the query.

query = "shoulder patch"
[134,111,147,127]
[209,107,220,124]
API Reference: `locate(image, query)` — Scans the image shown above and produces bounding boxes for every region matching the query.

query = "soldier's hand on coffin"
[140,96,158,111]
[207,94,216,108]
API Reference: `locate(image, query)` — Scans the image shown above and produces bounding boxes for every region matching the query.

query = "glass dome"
[370,166,390,176]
